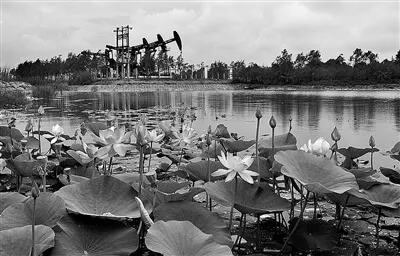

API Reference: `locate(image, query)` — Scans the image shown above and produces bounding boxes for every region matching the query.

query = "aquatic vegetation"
[0,111,399,256]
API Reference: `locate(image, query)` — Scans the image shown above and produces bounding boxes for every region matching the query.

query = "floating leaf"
[50,214,138,255]
[146,220,233,256]
[55,175,151,220]
[220,139,255,153]
[380,167,400,184]
[179,160,226,182]
[7,152,41,177]
[0,192,66,231]
[289,218,338,252]
[204,180,290,215]
[337,147,379,159]
[0,126,24,141]
[0,225,55,256]
[348,183,400,209]
[0,192,26,213]
[154,201,233,247]
[275,150,359,194]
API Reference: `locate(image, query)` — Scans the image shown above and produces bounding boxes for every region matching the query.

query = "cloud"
[1,1,399,67]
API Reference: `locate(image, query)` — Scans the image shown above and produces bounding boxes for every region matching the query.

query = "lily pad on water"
[204,180,290,215]
[288,218,338,252]
[337,146,379,159]
[275,150,359,195]
[50,214,138,256]
[0,192,26,213]
[179,160,226,182]
[154,201,233,247]
[55,175,151,220]
[146,220,233,256]
[220,138,255,153]
[0,225,55,256]
[0,192,66,231]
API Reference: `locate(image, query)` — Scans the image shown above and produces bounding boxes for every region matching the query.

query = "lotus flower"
[67,141,99,164]
[145,129,164,143]
[43,124,66,144]
[132,122,148,146]
[91,126,134,158]
[172,124,197,147]
[300,137,330,156]
[212,151,258,184]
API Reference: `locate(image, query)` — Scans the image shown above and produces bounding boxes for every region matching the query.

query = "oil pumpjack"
[104,25,182,79]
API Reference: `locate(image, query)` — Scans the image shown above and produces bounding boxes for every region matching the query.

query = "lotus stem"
[228,175,238,233]
[138,146,144,197]
[313,193,317,219]
[9,127,13,147]
[38,117,41,155]
[207,143,212,211]
[234,213,244,248]
[108,157,113,175]
[376,208,382,248]
[255,117,260,182]
[42,174,46,192]
[256,215,261,251]
[31,198,36,256]
[147,142,153,173]
[337,194,349,231]
[290,179,295,219]
[370,147,374,171]
[280,191,310,254]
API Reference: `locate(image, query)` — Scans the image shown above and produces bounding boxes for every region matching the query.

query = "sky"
[1,0,399,68]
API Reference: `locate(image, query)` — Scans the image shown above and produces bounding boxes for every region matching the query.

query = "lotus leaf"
[220,138,255,153]
[346,168,376,179]
[256,133,297,158]
[69,165,98,179]
[55,175,151,220]
[146,220,233,256]
[8,152,42,177]
[355,172,391,189]
[389,141,400,154]
[0,225,55,256]
[85,122,108,136]
[201,142,225,159]
[214,124,231,139]
[0,192,66,231]
[0,192,26,213]
[154,201,233,247]
[289,218,338,252]
[179,160,226,182]
[380,167,400,184]
[247,156,274,179]
[204,180,290,215]
[25,136,40,149]
[390,154,400,162]
[113,172,150,186]
[348,183,400,209]
[67,150,93,166]
[337,146,378,159]
[0,126,24,141]
[50,214,138,256]
[326,190,370,207]
[275,150,359,194]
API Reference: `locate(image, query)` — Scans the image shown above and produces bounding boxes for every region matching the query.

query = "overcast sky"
[1,0,399,68]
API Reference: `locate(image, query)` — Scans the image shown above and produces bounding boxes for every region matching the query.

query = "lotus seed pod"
[331,127,341,141]
[369,136,376,148]
[20,139,28,148]
[31,180,40,198]
[38,105,45,115]
[255,109,262,119]
[269,116,276,129]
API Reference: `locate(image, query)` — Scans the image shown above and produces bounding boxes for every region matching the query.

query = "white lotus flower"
[212,151,258,184]
[90,126,134,158]
[172,124,197,147]
[145,129,165,143]
[300,137,330,156]
[43,124,66,144]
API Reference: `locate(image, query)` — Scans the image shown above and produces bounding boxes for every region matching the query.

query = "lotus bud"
[207,125,212,134]
[330,143,338,152]
[331,127,341,142]
[20,139,28,148]
[369,136,375,148]
[255,109,262,119]
[38,105,45,115]
[135,123,148,146]
[269,115,276,129]
[8,117,16,128]
[139,114,148,126]
[135,197,154,228]
[206,134,212,146]
[25,119,33,133]
[80,122,87,136]
[31,180,40,198]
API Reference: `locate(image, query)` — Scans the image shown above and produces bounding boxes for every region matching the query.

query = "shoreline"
[67,79,400,92]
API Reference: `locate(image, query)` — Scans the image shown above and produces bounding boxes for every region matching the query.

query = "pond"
[4,89,400,168]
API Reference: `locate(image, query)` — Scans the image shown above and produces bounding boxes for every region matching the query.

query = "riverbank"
[68,79,400,92]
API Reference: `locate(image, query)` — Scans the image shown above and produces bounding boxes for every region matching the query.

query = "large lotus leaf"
[0,192,27,213]
[275,150,359,195]
[85,122,108,136]
[289,218,338,252]
[0,225,55,256]
[380,167,400,184]
[247,156,274,179]
[179,160,226,182]
[8,152,42,177]
[337,146,379,159]
[146,220,233,256]
[355,172,391,189]
[0,192,66,231]
[326,190,371,207]
[389,142,400,154]
[214,124,231,139]
[55,175,151,220]
[25,136,40,150]
[67,150,92,166]
[220,138,255,153]
[201,142,225,159]
[70,165,98,179]
[113,172,150,186]
[50,214,138,256]
[0,126,24,141]
[256,133,297,158]
[348,183,400,209]
[204,180,290,215]
[154,201,233,247]
[390,154,400,162]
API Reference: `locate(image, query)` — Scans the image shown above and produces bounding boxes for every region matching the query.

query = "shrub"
[68,71,93,85]
[0,89,28,108]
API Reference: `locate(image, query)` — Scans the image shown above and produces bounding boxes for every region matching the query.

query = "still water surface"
[7,89,400,168]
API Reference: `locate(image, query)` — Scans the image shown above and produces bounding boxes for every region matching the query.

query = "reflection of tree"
[306,96,321,129]
[332,98,345,126]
